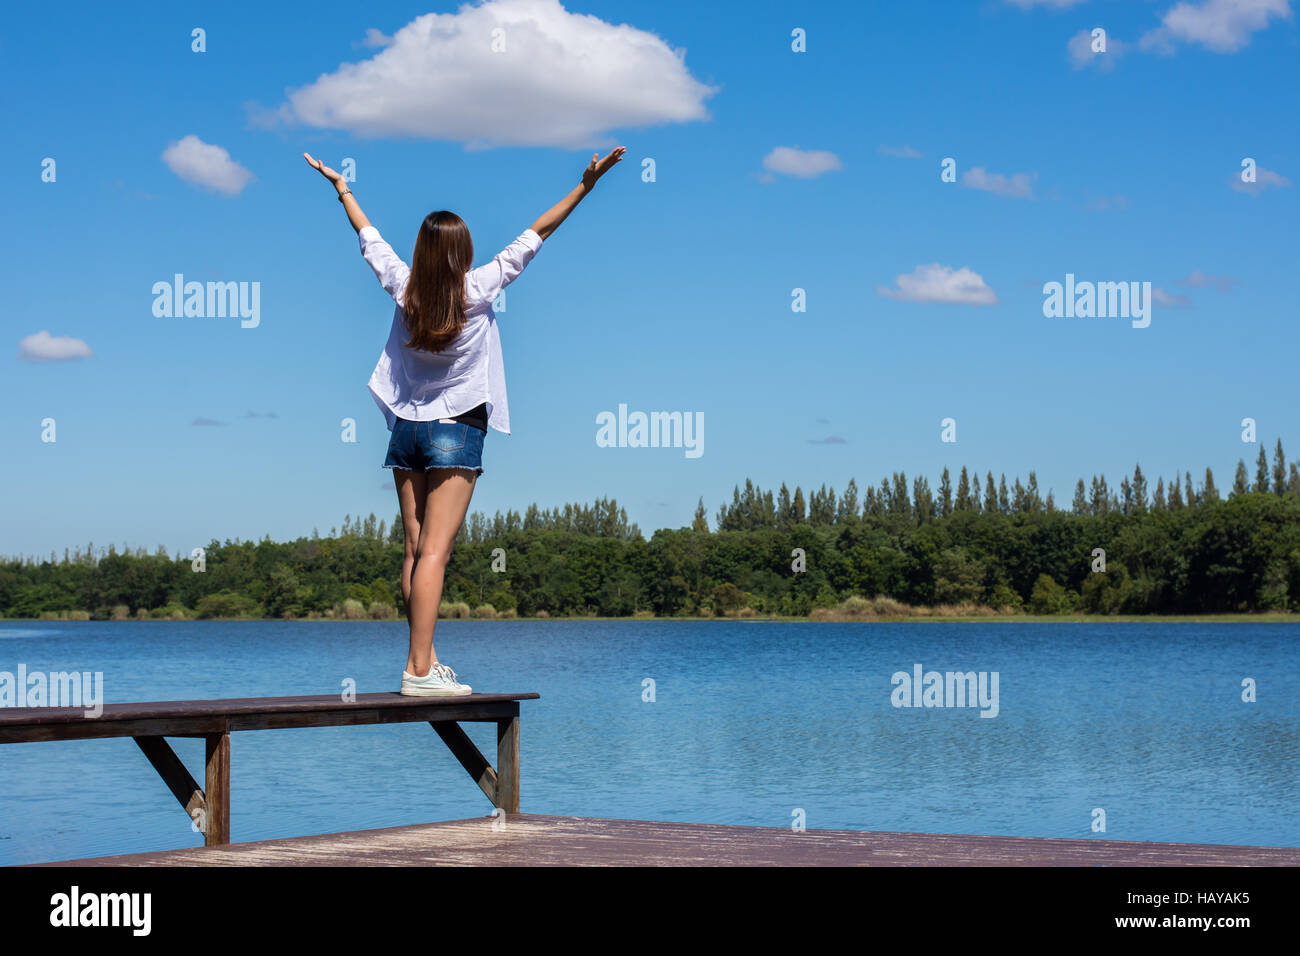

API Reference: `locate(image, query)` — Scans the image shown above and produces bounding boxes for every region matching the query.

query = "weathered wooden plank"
[225,701,521,733]
[0,692,540,731]
[132,736,207,825]
[33,815,1300,868]
[429,722,497,804]
[0,696,534,743]
[1,717,231,744]
[495,715,520,813]
[204,733,230,846]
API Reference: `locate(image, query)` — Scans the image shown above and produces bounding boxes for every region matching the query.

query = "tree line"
[2,443,1297,619]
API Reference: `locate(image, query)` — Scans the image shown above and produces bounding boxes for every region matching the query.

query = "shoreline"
[5,613,1296,624]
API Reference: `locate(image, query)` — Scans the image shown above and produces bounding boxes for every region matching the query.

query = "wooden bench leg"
[132,735,208,832]
[431,721,498,804]
[495,715,519,813]
[204,732,230,845]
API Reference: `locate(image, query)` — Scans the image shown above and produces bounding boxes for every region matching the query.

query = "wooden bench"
[0,691,539,845]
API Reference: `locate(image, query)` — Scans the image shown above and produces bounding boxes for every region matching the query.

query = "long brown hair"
[403,210,474,352]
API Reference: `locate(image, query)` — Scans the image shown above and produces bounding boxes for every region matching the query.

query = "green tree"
[1232,460,1250,497]
[1028,574,1073,614]
[1168,475,1184,509]
[1072,480,1087,514]
[1131,464,1148,511]
[933,547,984,604]
[939,468,953,517]
[195,590,260,619]
[263,564,304,618]
[692,498,709,533]
[710,581,746,613]
[1272,439,1287,496]
[955,467,971,512]
[1255,446,1270,493]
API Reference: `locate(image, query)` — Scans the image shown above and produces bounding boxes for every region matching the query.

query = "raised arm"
[303,152,370,233]
[304,152,410,301]
[530,147,626,241]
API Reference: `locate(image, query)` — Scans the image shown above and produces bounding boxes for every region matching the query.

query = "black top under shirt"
[449,402,488,432]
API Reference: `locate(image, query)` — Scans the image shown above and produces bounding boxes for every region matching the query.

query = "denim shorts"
[383,418,485,475]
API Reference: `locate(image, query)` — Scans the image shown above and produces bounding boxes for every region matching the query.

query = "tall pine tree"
[1232,460,1250,496]
[692,498,709,533]
[1255,446,1270,493]
[1072,479,1087,514]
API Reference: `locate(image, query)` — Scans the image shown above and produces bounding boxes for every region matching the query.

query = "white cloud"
[878,144,922,158]
[1140,0,1292,54]
[17,330,93,362]
[1179,270,1240,291]
[877,264,998,305]
[761,146,842,179]
[1231,165,1292,193]
[361,28,393,48]
[961,166,1036,199]
[161,135,254,196]
[1152,287,1192,308]
[256,0,716,149]
[1068,29,1127,69]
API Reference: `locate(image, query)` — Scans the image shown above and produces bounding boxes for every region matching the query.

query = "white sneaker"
[400,662,472,696]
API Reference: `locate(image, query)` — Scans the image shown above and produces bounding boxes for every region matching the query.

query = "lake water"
[0,619,1296,864]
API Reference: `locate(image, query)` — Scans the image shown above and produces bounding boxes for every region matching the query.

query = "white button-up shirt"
[359,224,542,434]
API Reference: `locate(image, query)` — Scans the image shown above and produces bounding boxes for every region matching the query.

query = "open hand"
[582,146,626,189]
[303,152,344,185]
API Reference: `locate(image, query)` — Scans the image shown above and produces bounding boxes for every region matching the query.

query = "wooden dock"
[34,814,1300,867]
[7,691,1297,867]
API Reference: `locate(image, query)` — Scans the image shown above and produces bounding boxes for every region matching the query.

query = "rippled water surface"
[0,619,1296,863]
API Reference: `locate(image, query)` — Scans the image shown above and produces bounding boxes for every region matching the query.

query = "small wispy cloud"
[877,264,998,305]
[242,410,280,419]
[762,146,843,180]
[1179,270,1241,292]
[192,417,228,427]
[1068,29,1128,70]
[162,135,254,197]
[17,330,93,362]
[807,436,847,445]
[1231,165,1291,194]
[1153,287,1193,308]
[961,166,1036,199]
[878,144,922,158]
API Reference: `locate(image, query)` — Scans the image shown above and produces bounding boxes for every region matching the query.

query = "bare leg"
[404,467,478,676]
[392,468,428,624]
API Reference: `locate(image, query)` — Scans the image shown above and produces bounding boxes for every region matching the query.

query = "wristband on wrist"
[338,188,352,202]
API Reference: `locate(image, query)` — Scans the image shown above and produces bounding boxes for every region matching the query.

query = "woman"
[304,146,626,695]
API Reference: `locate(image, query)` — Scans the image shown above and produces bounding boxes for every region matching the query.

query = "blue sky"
[2,0,1297,559]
